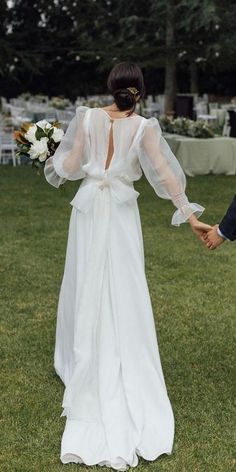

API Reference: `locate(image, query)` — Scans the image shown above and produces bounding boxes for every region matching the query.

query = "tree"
[148,0,221,113]
[0,0,12,77]
[1,0,236,100]
[164,0,176,116]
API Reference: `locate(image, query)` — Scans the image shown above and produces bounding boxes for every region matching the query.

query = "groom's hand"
[203,224,225,250]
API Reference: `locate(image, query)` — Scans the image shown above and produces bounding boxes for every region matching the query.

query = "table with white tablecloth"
[164,134,236,176]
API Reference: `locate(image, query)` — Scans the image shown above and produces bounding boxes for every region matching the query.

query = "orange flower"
[21,122,34,132]
[14,130,28,144]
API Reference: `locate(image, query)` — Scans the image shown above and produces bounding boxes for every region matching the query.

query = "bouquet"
[14,119,64,171]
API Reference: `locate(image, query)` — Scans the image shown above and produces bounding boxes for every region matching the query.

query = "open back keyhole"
[104,120,114,171]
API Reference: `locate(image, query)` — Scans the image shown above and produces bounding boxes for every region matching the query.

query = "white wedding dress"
[44,106,204,470]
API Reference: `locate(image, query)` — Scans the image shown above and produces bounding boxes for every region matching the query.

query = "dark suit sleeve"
[219,194,236,241]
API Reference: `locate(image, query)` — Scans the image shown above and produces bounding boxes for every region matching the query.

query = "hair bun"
[107,62,144,115]
[113,88,135,111]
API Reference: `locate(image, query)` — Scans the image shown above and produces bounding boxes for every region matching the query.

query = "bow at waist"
[70,174,140,213]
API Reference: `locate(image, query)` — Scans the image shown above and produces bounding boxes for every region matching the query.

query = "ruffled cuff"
[171,203,205,226]
[44,156,67,188]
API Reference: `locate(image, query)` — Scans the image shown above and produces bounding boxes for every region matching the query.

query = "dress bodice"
[44,105,204,226]
[79,107,145,182]
[87,108,143,164]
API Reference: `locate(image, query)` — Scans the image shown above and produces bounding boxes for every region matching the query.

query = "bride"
[44,62,210,470]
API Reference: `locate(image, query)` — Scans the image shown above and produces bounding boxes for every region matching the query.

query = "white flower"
[29,137,49,161]
[25,124,37,144]
[36,119,52,130]
[52,127,64,143]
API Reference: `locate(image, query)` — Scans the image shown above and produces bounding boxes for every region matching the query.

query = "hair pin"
[127,87,139,95]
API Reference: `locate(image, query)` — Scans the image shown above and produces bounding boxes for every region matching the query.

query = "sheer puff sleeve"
[44,106,89,188]
[137,117,204,226]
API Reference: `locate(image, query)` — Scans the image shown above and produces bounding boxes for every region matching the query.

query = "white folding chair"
[0,133,18,166]
[75,96,86,107]
[222,112,231,137]
[56,110,74,130]
[195,101,208,119]
[143,102,160,118]
[1,97,11,113]
[208,102,219,113]
[45,108,57,123]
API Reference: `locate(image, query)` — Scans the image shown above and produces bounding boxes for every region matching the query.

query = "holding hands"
[188,194,236,249]
[202,225,225,250]
[188,215,226,250]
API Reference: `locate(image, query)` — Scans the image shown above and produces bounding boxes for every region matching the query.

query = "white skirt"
[54,178,175,470]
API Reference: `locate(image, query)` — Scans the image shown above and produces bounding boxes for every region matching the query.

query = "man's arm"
[219,194,236,241]
[204,194,236,249]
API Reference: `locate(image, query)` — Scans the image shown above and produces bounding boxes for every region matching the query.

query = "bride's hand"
[188,214,213,243]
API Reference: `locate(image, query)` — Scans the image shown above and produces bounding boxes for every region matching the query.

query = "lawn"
[0,167,235,472]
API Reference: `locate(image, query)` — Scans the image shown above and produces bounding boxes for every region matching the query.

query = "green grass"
[0,167,235,472]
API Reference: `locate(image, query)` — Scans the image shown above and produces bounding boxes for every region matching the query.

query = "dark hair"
[107,62,145,116]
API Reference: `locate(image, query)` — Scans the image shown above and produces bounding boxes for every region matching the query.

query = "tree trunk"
[164,59,176,117]
[190,60,199,94]
[164,0,176,117]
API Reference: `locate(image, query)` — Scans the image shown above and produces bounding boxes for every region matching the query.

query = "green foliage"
[160,116,215,138]
[0,0,236,96]
[35,125,46,140]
